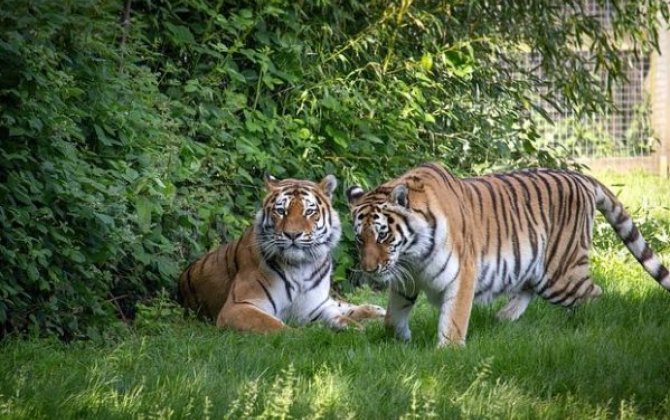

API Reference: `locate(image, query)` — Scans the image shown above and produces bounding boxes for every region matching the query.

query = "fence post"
[652,19,670,178]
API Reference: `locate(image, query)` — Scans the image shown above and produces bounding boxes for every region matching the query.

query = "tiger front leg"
[436,263,476,347]
[385,287,418,342]
[335,300,386,322]
[216,277,286,333]
[309,298,365,331]
[217,301,285,332]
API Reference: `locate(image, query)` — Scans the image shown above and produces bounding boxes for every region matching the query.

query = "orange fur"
[179,175,385,333]
[347,162,670,346]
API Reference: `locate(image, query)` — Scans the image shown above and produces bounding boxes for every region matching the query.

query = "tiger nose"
[284,232,302,241]
[361,262,381,273]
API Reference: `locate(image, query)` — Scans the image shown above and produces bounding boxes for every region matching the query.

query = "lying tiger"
[346,162,670,347]
[178,174,385,332]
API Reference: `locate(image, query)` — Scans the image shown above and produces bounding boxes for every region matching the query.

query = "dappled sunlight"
[63,374,147,417]
[306,366,355,418]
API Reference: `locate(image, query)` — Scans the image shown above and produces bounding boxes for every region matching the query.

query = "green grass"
[2,171,670,419]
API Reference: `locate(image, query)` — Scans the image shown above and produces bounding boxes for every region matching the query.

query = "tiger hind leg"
[496,290,534,321]
[538,263,603,309]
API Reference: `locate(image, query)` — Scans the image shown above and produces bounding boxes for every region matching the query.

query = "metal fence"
[530,0,660,159]
[534,53,654,158]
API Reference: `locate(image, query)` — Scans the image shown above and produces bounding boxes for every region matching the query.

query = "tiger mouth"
[281,241,313,249]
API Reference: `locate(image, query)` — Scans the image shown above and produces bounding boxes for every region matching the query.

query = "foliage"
[1,0,668,338]
[538,95,659,158]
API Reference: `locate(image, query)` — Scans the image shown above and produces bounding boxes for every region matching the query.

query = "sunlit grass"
[1,171,669,419]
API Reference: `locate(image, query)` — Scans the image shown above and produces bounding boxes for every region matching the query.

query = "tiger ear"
[319,175,338,198]
[346,186,365,207]
[390,184,409,208]
[264,173,279,191]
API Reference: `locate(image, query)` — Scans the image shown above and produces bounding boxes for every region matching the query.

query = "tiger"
[178,174,385,333]
[346,162,670,347]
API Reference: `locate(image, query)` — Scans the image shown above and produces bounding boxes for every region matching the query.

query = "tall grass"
[1,171,669,419]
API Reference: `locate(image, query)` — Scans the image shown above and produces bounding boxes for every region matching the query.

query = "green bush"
[1,0,667,338]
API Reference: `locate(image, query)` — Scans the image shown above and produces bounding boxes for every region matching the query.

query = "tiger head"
[346,183,431,282]
[255,174,341,263]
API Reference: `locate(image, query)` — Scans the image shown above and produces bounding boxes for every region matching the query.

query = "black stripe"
[307,260,332,292]
[488,178,510,238]
[657,266,669,283]
[540,175,565,274]
[415,207,437,259]
[479,179,503,271]
[624,226,640,245]
[550,276,591,306]
[309,296,330,321]
[536,275,551,295]
[256,279,277,314]
[557,175,586,272]
[232,237,241,273]
[185,263,197,296]
[499,179,522,278]
[638,244,653,262]
[396,288,418,303]
[507,173,539,225]
[390,209,415,239]
[500,260,508,288]
[470,182,485,218]
[419,162,451,185]
[267,260,294,301]
[429,252,452,282]
[545,172,567,227]
[458,205,467,243]
[477,264,491,289]
[200,251,214,270]
[570,179,594,249]
[526,172,550,228]
[615,207,627,225]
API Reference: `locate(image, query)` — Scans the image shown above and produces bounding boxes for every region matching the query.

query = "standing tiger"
[179,174,385,333]
[346,162,670,347]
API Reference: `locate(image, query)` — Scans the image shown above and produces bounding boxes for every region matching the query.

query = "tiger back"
[178,174,385,333]
[346,162,670,347]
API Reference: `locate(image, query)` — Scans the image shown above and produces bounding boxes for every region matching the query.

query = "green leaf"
[135,197,152,233]
[165,22,195,44]
[420,53,433,71]
[95,213,115,227]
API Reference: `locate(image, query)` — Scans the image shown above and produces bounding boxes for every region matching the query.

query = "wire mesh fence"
[529,0,660,159]
[534,53,655,158]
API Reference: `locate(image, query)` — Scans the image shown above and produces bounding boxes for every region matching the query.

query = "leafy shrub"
[1,0,667,338]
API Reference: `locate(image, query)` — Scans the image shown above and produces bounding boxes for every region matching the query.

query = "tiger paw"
[385,323,411,342]
[348,304,386,321]
[437,337,465,349]
[332,315,364,331]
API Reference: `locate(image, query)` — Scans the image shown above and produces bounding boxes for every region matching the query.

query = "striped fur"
[179,175,384,333]
[346,162,670,347]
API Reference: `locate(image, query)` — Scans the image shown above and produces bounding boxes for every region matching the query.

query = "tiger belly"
[474,245,545,304]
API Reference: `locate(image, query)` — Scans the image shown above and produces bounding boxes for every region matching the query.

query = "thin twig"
[119,0,132,67]
[108,293,130,324]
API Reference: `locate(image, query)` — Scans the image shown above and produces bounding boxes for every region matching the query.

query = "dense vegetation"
[1,0,668,338]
